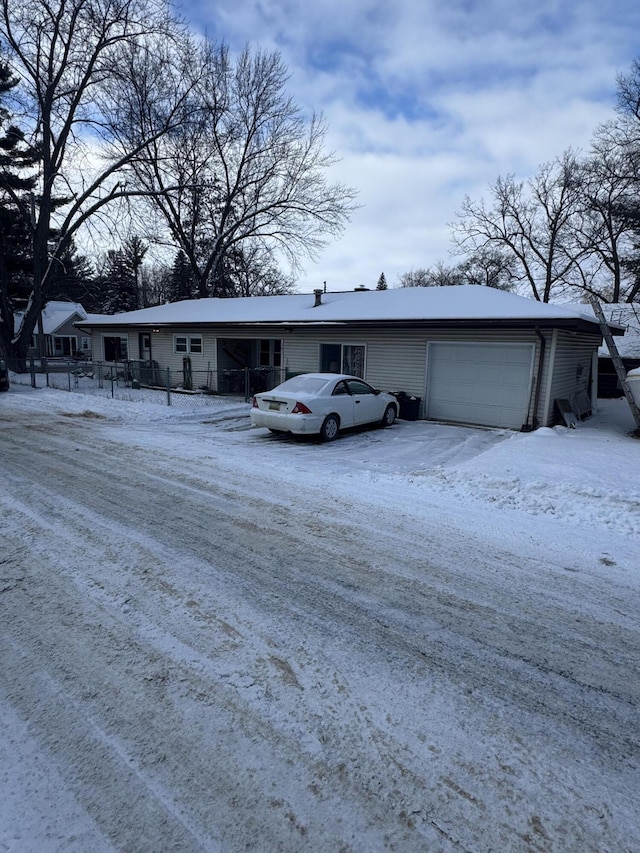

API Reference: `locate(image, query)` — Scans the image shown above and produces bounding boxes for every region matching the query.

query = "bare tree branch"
[0,0,190,356]
[113,38,358,297]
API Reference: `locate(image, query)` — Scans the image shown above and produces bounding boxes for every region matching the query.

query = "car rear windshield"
[277,376,328,394]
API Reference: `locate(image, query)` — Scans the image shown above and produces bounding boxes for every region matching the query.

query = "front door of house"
[139,332,152,362]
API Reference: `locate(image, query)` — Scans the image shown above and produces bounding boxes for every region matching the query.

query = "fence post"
[166,367,171,406]
[43,357,49,387]
[110,365,115,398]
[30,357,36,388]
[68,364,72,391]
[244,367,250,402]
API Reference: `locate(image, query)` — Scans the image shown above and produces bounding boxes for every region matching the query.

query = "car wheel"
[381,404,396,427]
[320,414,340,441]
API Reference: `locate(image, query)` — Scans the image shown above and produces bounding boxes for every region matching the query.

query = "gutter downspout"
[526,327,546,431]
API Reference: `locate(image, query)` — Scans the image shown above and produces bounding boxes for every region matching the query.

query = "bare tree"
[398,255,513,290]
[617,59,640,120]
[0,0,190,359]
[457,248,516,291]
[398,268,431,288]
[569,135,639,302]
[398,263,464,288]
[453,152,585,302]
[595,61,640,301]
[115,40,358,297]
[218,242,295,297]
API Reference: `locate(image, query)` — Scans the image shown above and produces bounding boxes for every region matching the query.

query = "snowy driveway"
[1,387,639,852]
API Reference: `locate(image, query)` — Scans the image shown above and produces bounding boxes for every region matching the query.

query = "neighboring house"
[76,285,624,430]
[593,303,640,398]
[16,301,93,358]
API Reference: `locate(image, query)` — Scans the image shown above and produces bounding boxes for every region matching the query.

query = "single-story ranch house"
[77,285,624,430]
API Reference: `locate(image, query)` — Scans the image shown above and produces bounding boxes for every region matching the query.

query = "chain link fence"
[5,358,284,408]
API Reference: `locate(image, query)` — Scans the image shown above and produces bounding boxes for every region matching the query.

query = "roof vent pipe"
[313,289,323,307]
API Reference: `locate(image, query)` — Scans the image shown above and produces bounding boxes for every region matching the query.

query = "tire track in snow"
[1,407,639,851]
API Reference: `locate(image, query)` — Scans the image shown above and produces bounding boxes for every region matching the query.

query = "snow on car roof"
[80,285,605,328]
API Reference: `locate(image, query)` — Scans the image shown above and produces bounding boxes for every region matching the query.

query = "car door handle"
[355,399,360,404]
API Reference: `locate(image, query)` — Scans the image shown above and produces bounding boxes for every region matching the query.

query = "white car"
[250,373,399,441]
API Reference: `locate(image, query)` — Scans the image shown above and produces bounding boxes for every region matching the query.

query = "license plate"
[268,401,281,411]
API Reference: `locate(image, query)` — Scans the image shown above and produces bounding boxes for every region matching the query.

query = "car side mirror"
[374,389,380,395]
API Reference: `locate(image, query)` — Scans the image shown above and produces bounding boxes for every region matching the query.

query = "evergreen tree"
[376,272,387,290]
[168,251,196,302]
[0,58,39,358]
[142,262,172,306]
[97,250,139,314]
[47,239,100,310]
[123,235,148,305]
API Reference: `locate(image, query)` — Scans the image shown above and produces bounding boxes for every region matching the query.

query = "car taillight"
[291,401,312,414]
[251,396,258,408]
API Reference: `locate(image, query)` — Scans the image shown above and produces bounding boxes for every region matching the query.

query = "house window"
[259,339,282,367]
[174,335,202,354]
[103,335,129,362]
[80,337,90,351]
[320,343,366,378]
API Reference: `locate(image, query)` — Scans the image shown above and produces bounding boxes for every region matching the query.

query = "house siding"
[91,327,218,373]
[85,318,598,429]
[282,328,427,393]
[543,330,600,424]
[90,327,132,362]
[280,326,551,424]
[142,330,218,373]
[282,337,320,375]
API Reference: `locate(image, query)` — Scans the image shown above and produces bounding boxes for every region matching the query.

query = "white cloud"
[186,0,640,290]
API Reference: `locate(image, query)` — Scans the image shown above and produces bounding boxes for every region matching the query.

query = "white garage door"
[426,342,535,429]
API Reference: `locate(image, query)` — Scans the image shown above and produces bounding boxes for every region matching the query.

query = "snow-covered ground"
[1,383,639,852]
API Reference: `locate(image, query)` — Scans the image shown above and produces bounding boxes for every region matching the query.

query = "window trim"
[259,338,282,367]
[174,334,203,355]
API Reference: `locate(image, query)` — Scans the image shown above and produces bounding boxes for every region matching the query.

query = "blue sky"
[182,0,640,291]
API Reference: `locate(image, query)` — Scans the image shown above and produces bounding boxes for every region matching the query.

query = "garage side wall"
[542,331,600,425]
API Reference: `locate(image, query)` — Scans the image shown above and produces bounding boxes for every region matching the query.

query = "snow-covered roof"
[78,286,610,329]
[15,301,88,335]
[573,302,640,358]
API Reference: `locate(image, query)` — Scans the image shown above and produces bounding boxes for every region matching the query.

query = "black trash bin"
[391,391,422,420]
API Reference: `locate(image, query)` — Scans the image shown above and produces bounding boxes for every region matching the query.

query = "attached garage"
[426,342,535,429]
